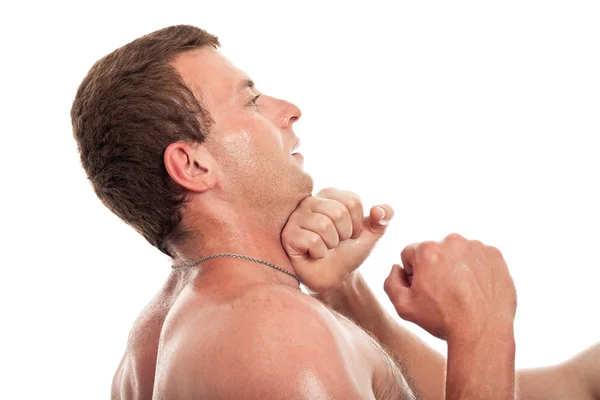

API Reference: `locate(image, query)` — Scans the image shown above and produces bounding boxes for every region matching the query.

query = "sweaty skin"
[111,48,416,400]
[291,192,517,400]
[108,39,517,399]
[98,36,590,398]
[112,270,413,400]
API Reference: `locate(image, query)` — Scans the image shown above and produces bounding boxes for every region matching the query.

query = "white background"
[1,1,598,399]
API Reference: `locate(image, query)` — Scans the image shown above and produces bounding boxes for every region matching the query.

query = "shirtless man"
[72,25,517,399]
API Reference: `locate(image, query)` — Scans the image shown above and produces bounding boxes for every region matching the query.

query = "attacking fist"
[281,188,393,294]
[384,233,517,342]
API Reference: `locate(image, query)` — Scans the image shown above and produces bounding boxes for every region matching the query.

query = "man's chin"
[299,173,314,198]
[286,176,312,206]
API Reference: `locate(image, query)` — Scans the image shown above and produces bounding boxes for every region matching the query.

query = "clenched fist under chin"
[281,188,394,294]
[384,233,517,342]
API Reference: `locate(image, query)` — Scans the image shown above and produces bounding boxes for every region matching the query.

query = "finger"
[400,243,418,278]
[309,197,353,241]
[287,230,329,259]
[296,213,340,249]
[306,233,329,259]
[394,263,412,287]
[384,264,409,292]
[401,265,413,287]
[383,264,414,320]
[316,188,364,239]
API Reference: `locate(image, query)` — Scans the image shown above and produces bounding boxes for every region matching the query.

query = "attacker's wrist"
[448,317,515,348]
[314,270,361,296]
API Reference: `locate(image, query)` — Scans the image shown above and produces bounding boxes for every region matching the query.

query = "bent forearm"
[446,325,516,400]
[316,272,446,400]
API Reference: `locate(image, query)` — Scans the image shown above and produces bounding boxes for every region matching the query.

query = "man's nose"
[277,98,302,129]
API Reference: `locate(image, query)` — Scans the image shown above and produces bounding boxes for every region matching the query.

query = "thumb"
[364,204,394,236]
[347,204,393,257]
[336,204,394,270]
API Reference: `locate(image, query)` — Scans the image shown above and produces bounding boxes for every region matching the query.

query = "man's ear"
[164,142,216,193]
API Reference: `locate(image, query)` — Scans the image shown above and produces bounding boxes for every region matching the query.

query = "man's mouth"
[290,139,301,155]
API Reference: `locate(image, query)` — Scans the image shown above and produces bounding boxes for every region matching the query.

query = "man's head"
[72,25,313,258]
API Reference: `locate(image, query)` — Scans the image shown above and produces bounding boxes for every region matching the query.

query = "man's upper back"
[111,274,190,400]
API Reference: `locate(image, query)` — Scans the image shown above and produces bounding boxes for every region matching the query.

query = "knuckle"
[470,239,484,248]
[330,206,347,221]
[317,216,333,232]
[399,309,413,320]
[394,304,413,321]
[445,232,465,243]
[444,233,469,253]
[346,190,360,199]
[281,225,297,239]
[345,196,361,211]
[487,245,503,258]
[300,196,316,208]
[317,187,336,198]
[418,241,440,263]
[307,234,321,246]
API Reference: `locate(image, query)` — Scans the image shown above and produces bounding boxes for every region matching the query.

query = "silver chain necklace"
[171,253,301,286]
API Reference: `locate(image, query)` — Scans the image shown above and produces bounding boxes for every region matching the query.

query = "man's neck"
[171,205,300,288]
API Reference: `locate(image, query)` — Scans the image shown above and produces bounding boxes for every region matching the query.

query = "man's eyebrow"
[238,78,255,93]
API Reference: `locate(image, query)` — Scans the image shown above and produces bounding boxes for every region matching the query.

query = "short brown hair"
[71,25,220,257]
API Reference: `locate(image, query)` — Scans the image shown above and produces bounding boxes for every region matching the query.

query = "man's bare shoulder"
[154,284,368,399]
[169,282,335,330]
[172,283,342,356]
